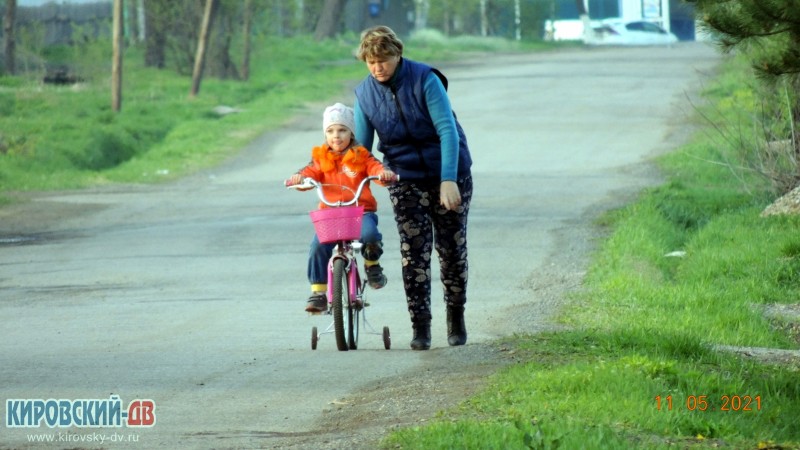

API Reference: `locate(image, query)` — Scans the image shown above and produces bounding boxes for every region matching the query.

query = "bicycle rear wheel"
[331,258,349,351]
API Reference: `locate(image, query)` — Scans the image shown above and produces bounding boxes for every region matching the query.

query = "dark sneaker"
[304,293,327,313]
[365,264,387,289]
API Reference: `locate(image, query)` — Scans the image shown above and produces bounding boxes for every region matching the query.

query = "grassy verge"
[0,35,366,197]
[381,56,800,448]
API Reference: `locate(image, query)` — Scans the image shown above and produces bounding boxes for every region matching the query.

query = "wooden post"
[112,0,123,112]
[3,0,17,75]
[190,0,216,98]
[241,0,251,81]
[480,0,487,37]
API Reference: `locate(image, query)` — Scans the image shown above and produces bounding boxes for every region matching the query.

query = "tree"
[3,0,15,75]
[313,0,345,41]
[414,0,429,30]
[688,0,800,79]
[205,0,239,80]
[143,0,170,68]
[479,0,487,36]
[112,0,123,112]
[128,0,140,44]
[690,0,800,192]
[241,0,251,81]
[190,0,216,98]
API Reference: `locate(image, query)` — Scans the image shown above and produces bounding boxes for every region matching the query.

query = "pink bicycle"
[286,175,392,351]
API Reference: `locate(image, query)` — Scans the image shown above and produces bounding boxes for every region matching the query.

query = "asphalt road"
[0,43,720,449]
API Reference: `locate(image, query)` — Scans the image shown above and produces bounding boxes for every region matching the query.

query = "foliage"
[142,0,245,78]
[426,0,551,40]
[688,0,800,195]
[691,54,800,195]
[0,34,365,193]
[0,31,557,198]
[688,0,800,79]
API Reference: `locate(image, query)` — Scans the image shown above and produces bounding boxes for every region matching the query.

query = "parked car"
[589,20,679,46]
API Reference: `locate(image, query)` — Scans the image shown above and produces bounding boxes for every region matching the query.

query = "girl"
[288,103,396,312]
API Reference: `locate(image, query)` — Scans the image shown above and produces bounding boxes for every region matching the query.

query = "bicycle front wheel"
[348,290,359,350]
[331,258,349,351]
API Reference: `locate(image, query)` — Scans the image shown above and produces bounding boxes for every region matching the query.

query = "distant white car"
[589,20,678,46]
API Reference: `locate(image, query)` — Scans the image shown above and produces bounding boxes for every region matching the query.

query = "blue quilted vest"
[355,58,472,181]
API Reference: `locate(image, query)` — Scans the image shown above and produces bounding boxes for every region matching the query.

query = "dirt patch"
[714,344,800,369]
[267,344,512,449]
[713,303,800,370]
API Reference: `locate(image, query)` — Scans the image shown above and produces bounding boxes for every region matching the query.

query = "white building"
[546,0,697,41]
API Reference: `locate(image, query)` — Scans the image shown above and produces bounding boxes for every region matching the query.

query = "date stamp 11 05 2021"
[655,395,762,412]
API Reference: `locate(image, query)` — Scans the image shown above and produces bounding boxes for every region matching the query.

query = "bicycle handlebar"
[285,174,399,207]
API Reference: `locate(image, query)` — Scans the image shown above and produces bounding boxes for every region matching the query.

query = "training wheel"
[311,326,318,350]
[382,326,391,350]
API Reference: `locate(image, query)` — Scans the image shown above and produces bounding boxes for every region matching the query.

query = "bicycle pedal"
[353,300,371,310]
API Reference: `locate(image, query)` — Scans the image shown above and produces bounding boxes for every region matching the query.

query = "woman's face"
[366,55,400,83]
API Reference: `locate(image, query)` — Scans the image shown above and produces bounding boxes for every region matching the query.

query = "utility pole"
[4,0,16,75]
[576,0,594,44]
[241,0,251,81]
[190,0,216,98]
[112,0,123,112]
[480,0,487,37]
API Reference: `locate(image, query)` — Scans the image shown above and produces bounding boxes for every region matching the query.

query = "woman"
[353,25,473,350]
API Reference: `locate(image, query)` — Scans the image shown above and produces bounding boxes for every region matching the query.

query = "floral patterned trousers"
[387,176,472,322]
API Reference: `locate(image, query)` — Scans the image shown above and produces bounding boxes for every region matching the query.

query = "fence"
[1,1,112,46]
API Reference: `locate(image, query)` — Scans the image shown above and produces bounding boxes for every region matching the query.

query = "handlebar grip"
[375,174,400,183]
[285,177,317,190]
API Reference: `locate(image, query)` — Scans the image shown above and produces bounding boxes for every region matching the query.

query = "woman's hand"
[379,169,398,183]
[440,180,461,211]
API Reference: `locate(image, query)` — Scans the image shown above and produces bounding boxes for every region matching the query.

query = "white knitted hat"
[323,103,355,133]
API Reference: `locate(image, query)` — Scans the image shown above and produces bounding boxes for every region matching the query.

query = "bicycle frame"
[286,175,393,351]
[326,243,363,309]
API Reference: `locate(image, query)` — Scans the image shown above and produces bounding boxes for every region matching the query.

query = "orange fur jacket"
[297,144,386,212]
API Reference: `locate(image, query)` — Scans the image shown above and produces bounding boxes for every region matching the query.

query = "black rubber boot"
[447,306,467,346]
[410,319,431,350]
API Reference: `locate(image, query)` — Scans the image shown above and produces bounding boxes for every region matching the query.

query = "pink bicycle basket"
[310,206,364,244]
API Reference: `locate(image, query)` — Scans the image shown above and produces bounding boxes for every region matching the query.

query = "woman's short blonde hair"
[357,26,403,62]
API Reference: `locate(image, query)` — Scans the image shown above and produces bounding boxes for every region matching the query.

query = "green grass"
[0,35,367,195]
[381,56,800,449]
[386,332,798,449]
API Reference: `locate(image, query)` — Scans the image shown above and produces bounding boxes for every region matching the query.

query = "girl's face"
[325,124,353,153]
[366,55,400,83]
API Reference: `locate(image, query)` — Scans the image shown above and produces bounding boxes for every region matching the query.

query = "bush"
[69,128,139,171]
